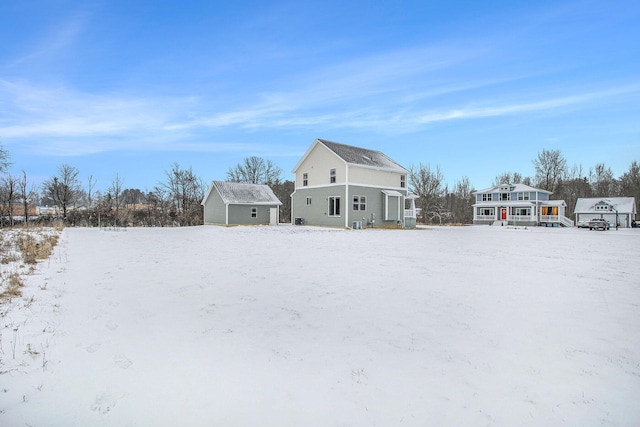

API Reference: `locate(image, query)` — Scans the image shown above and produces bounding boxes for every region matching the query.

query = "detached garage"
[202,181,282,226]
[574,197,637,228]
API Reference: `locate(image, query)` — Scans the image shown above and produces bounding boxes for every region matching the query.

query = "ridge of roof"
[316,139,408,172]
[210,181,282,205]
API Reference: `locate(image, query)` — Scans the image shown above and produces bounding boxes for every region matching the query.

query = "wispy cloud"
[5,11,91,68]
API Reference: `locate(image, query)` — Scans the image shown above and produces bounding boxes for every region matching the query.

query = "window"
[482,193,492,201]
[352,195,366,211]
[478,207,494,216]
[595,203,609,211]
[306,196,312,206]
[513,207,531,216]
[517,192,530,200]
[330,168,336,183]
[303,173,308,187]
[251,207,257,218]
[400,175,406,188]
[499,193,510,201]
[328,196,341,216]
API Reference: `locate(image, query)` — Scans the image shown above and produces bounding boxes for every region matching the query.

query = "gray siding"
[228,204,276,225]
[292,186,347,227]
[203,189,226,224]
[292,184,407,227]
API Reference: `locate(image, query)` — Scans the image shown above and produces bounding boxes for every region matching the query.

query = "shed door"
[269,207,278,225]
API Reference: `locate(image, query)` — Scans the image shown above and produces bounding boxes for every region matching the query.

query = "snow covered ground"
[1,225,639,426]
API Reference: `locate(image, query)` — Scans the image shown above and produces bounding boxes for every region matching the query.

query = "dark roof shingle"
[318,139,408,172]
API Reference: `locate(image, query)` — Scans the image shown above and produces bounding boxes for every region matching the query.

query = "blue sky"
[1,0,639,193]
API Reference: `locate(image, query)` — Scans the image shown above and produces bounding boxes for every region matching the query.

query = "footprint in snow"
[106,321,119,331]
[91,388,124,414]
[114,354,132,369]
[86,343,101,353]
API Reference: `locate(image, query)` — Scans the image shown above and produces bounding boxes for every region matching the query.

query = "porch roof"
[472,200,538,208]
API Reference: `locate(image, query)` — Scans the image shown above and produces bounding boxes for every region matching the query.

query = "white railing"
[559,215,574,227]
[540,215,574,227]
[475,215,495,221]
[404,209,416,218]
[507,215,535,222]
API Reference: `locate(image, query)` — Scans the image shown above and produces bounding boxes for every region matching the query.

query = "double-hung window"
[352,195,366,211]
[328,196,341,217]
[306,196,312,206]
[330,169,336,183]
[482,193,492,201]
[400,175,406,188]
[251,207,257,218]
[303,173,308,187]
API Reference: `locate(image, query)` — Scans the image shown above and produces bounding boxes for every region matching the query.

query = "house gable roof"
[574,197,636,214]
[292,138,408,174]
[202,181,282,206]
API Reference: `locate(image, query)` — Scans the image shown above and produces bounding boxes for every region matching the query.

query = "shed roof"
[204,181,282,205]
[574,197,636,214]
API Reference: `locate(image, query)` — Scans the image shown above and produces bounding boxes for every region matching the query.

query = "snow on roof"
[210,181,282,205]
[574,197,637,214]
[317,139,408,173]
[473,183,552,195]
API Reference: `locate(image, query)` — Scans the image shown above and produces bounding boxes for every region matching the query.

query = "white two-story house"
[291,139,418,228]
[472,183,573,227]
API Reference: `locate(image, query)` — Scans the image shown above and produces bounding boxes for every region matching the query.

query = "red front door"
[501,208,507,220]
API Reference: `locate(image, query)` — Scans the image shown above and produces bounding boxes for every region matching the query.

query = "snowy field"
[1,225,639,426]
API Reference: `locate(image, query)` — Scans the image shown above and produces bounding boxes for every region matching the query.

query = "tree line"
[0,146,294,227]
[0,143,638,227]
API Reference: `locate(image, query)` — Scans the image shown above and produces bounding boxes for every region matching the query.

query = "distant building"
[574,197,637,228]
[472,183,573,227]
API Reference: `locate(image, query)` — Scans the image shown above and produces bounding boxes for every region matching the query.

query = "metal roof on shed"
[207,181,282,205]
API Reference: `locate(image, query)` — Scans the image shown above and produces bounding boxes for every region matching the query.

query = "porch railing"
[404,209,416,218]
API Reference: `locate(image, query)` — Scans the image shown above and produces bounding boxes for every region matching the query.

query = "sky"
[1,0,639,194]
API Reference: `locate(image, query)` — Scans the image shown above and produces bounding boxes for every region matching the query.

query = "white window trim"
[328,196,341,217]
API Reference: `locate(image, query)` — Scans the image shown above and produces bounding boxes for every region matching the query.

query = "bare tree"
[42,164,81,220]
[589,163,618,197]
[533,149,567,192]
[556,163,591,214]
[227,156,283,185]
[409,163,445,224]
[452,176,475,224]
[0,142,11,174]
[18,171,30,224]
[0,175,17,227]
[619,160,640,213]
[108,174,125,226]
[493,171,524,186]
[87,175,97,209]
[161,163,205,226]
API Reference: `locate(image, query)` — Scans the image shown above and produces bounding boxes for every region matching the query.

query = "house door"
[501,208,507,220]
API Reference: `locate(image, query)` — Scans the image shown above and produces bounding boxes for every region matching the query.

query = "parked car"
[577,219,590,228]
[632,220,640,228]
[589,218,610,230]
